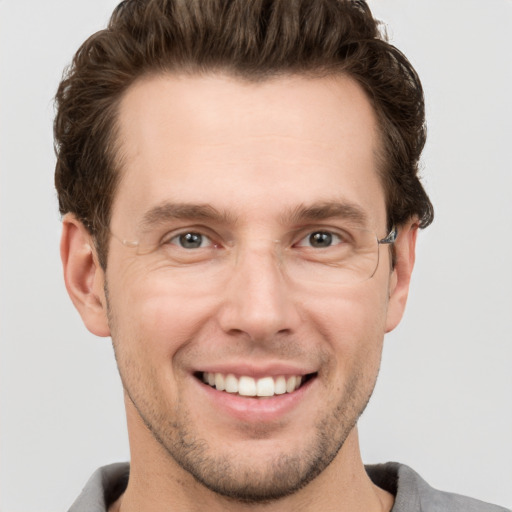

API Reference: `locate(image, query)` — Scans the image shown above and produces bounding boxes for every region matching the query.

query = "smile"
[200,372,314,397]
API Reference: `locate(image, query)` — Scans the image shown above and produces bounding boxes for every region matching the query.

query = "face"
[90,73,412,502]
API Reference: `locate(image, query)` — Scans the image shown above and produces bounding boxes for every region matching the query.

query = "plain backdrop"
[1,1,511,511]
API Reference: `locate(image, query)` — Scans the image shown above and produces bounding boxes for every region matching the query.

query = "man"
[54,1,508,511]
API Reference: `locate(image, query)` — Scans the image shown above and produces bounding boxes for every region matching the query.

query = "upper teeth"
[202,372,303,397]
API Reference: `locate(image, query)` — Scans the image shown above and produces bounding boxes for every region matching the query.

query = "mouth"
[195,371,317,398]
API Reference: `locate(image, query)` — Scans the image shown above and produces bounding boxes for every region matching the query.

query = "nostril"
[226,328,245,337]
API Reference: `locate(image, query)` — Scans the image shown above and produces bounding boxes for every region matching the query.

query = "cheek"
[109,271,220,359]
[304,283,389,370]
[308,280,389,336]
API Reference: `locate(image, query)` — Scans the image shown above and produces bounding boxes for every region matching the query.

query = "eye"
[296,230,343,248]
[168,232,213,249]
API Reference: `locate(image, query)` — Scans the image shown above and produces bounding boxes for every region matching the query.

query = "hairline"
[97,67,399,269]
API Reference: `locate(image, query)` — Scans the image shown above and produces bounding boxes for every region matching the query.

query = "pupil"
[310,232,332,247]
[179,233,202,248]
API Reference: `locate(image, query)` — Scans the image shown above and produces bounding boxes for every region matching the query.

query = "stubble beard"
[106,284,379,504]
[120,359,376,504]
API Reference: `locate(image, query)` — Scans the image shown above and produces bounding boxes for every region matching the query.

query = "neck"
[111,407,394,512]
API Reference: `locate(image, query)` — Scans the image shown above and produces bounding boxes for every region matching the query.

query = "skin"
[61,73,418,512]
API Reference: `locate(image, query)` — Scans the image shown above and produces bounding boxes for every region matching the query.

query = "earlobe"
[60,214,111,337]
[385,220,418,333]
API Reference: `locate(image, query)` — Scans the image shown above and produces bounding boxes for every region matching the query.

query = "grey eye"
[295,230,344,249]
[173,232,208,249]
[308,231,334,248]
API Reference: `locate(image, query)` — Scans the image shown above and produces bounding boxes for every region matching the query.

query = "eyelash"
[294,231,344,249]
[162,228,349,250]
[167,232,214,249]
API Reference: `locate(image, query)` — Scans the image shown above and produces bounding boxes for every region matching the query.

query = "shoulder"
[366,462,510,512]
[68,463,130,512]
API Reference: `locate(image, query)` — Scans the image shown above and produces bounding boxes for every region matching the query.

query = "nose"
[216,242,301,342]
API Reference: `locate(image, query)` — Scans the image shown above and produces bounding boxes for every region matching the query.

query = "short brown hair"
[54,0,433,269]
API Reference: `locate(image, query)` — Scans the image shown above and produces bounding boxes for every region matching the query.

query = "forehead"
[112,72,386,231]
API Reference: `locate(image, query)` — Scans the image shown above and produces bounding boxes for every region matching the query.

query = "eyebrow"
[138,199,369,233]
[283,201,369,226]
[138,202,237,232]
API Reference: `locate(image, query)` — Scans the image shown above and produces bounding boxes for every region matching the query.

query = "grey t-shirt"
[68,462,510,512]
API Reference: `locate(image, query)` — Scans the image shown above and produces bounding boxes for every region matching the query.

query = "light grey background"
[1,1,511,511]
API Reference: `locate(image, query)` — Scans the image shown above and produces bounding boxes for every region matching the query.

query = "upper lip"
[193,362,317,379]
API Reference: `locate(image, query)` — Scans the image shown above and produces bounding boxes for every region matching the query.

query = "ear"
[60,214,110,337]
[385,219,419,333]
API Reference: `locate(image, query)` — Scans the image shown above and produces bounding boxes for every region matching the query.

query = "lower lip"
[195,376,316,423]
